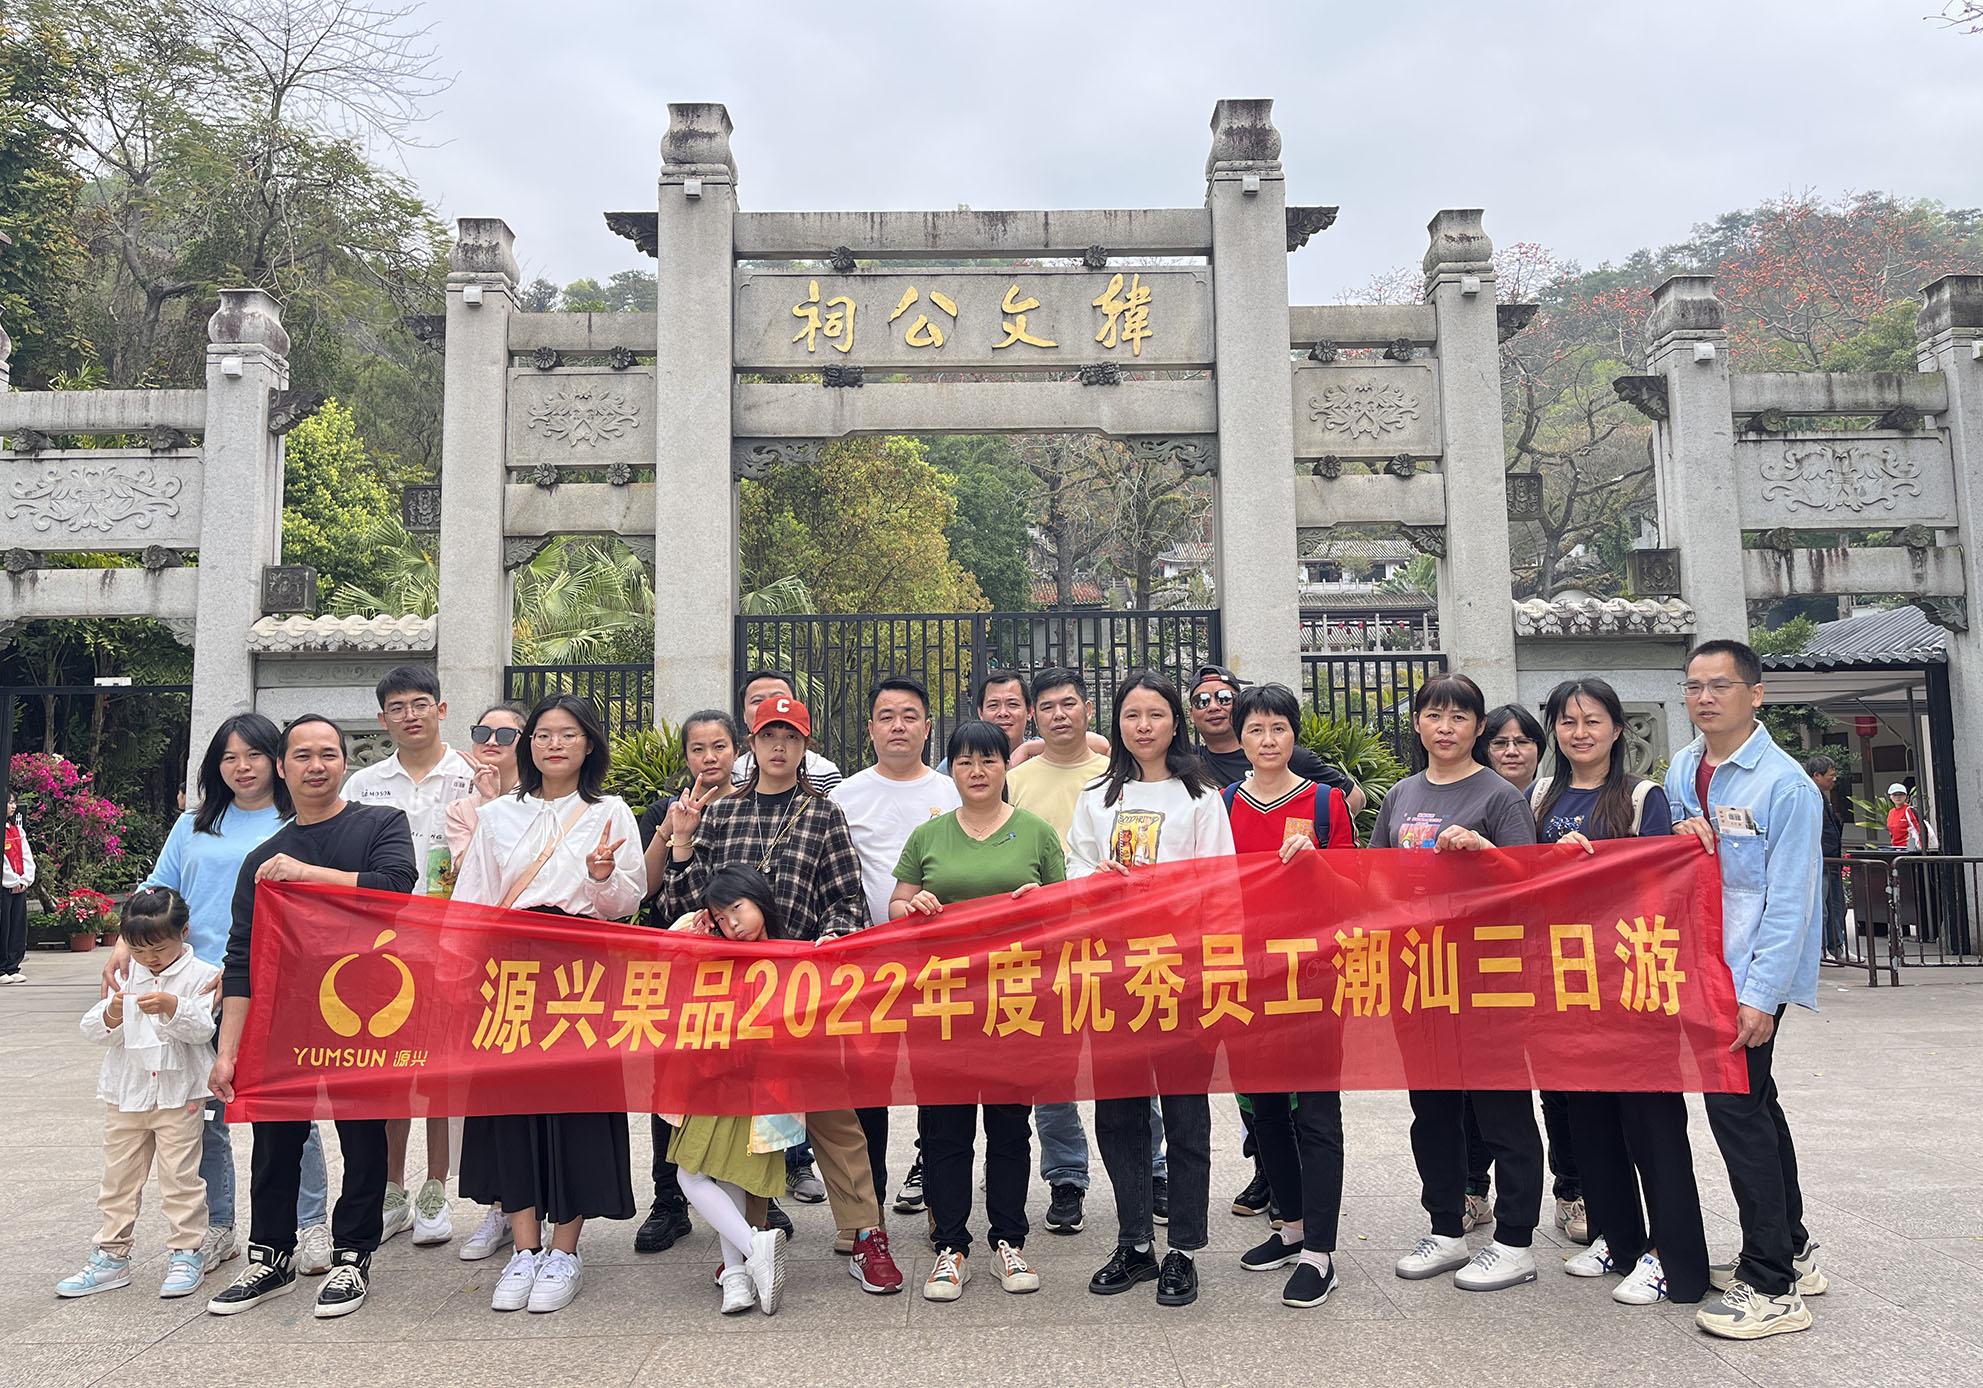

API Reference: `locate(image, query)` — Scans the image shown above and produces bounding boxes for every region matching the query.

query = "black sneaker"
[206,1243,295,1316]
[1151,1175,1170,1226]
[893,1157,925,1214]
[1241,1232,1301,1271]
[1156,1250,1199,1307]
[766,1199,794,1242]
[1232,1165,1273,1217]
[1088,1244,1160,1295]
[1269,1198,1286,1230]
[1045,1183,1085,1235]
[1282,1259,1337,1308]
[634,1200,692,1253]
[313,1249,370,1319]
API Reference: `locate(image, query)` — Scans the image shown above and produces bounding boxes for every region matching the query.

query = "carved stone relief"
[1621,704,1667,777]
[6,460,184,535]
[1732,434,1956,529]
[508,369,655,466]
[1291,363,1440,461]
[732,440,826,480]
[1309,382,1420,441]
[1758,443,1920,514]
[525,383,642,448]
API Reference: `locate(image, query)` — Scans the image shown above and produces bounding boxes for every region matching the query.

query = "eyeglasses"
[471,725,521,747]
[531,731,586,748]
[382,698,437,721]
[1681,679,1756,698]
[1190,689,1236,710]
[1487,737,1535,752]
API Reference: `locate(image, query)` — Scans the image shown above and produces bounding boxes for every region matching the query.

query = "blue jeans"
[1033,1099,1166,1188]
[202,1102,327,1228]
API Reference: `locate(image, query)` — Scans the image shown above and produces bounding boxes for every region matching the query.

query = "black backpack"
[1222,780,1334,847]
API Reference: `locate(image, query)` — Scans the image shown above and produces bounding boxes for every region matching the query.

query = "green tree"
[0,16,89,386]
[1821,299,1923,374]
[280,398,396,595]
[925,436,1034,610]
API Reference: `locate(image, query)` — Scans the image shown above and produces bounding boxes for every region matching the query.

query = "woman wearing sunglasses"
[443,705,531,865]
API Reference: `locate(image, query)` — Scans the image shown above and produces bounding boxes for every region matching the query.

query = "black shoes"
[1232,1164,1274,1217]
[1241,1232,1301,1271]
[766,1199,794,1241]
[1088,1244,1161,1295]
[1281,1259,1337,1308]
[1045,1183,1085,1235]
[633,1200,692,1253]
[313,1249,370,1319]
[1156,1250,1199,1307]
[1151,1175,1170,1226]
[206,1243,296,1315]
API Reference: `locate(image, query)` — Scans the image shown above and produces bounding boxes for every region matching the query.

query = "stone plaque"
[506,368,656,467]
[0,449,202,551]
[1290,362,1442,461]
[733,267,1214,372]
[1732,431,1958,529]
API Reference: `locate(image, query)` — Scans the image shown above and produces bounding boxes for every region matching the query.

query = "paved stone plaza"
[3,950,1980,1388]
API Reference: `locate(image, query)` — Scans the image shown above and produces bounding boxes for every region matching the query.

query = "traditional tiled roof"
[1297,535,1418,563]
[1512,596,1696,638]
[1763,605,1946,669]
[248,614,437,653]
[1028,579,1107,607]
[1299,588,1435,612]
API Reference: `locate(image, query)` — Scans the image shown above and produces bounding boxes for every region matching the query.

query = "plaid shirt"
[660,789,868,941]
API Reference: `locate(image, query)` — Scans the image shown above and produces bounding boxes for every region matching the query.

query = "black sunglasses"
[470,724,522,746]
[1190,689,1237,709]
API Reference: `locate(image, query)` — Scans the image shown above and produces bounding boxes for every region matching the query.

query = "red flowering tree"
[9,752,133,906]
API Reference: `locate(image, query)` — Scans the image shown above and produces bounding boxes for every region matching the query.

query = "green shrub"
[1298,713,1409,841]
[606,723,689,811]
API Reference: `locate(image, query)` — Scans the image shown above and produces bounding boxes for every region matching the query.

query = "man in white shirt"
[732,669,844,791]
[339,665,478,1248]
[830,675,960,1223]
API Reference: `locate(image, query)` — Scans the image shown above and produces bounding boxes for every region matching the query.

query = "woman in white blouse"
[453,695,645,1316]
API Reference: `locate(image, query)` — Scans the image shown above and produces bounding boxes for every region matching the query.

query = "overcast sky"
[397,0,1981,301]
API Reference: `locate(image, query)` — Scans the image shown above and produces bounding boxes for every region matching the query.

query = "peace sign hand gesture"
[587,822,627,882]
[667,776,721,841]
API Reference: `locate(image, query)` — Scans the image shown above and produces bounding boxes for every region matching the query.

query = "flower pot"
[68,932,98,952]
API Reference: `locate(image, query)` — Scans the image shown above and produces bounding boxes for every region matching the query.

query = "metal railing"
[1301,653,1448,761]
[504,664,654,743]
[1839,851,1981,984]
[1299,614,1439,653]
[737,609,1222,772]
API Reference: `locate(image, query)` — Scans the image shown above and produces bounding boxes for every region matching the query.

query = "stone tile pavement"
[4,950,1981,1387]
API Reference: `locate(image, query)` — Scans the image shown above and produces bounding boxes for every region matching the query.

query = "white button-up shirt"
[452,792,647,921]
[341,746,479,896]
[80,948,221,1112]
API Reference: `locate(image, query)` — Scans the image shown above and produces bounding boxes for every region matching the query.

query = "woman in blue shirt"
[1532,678,1707,1309]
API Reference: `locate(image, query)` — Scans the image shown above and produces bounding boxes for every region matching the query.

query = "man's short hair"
[1030,667,1086,703]
[373,665,439,707]
[974,671,1031,709]
[736,668,796,707]
[280,714,347,759]
[1687,639,1763,686]
[1804,754,1839,778]
[870,674,930,717]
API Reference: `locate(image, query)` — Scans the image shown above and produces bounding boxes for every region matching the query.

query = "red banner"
[228,838,1745,1121]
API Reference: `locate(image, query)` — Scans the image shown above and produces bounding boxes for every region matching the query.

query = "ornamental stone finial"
[1918,274,1983,338]
[1421,210,1493,281]
[1206,99,1281,175]
[1645,275,1724,344]
[207,288,290,355]
[662,102,736,180]
[451,218,519,282]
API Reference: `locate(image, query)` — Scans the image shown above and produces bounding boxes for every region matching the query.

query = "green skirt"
[668,1114,786,1198]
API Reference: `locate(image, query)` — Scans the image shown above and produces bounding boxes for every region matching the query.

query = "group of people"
[50,639,1830,1340]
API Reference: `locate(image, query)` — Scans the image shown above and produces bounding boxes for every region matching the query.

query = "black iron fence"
[1839,851,1981,983]
[1301,653,1448,761]
[505,664,654,743]
[737,609,1222,772]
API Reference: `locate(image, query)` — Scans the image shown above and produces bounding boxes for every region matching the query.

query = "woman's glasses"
[470,725,521,747]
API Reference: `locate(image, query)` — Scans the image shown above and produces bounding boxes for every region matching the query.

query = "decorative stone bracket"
[261,564,319,616]
[1285,206,1339,252]
[1496,304,1539,344]
[401,484,441,532]
[732,440,826,480]
[1626,548,1682,598]
[1912,595,1968,632]
[821,366,863,389]
[604,211,658,256]
[1397,524,1446,558]
[504,536,556,570]
[1126,436,1218,477]
[267,390,326,436]
[1611,375,1670,421]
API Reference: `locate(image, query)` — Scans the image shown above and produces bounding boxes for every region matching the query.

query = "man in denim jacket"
[1665,639,1826,1341]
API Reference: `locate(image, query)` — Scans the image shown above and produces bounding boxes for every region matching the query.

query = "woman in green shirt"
[890,720,1065,1305]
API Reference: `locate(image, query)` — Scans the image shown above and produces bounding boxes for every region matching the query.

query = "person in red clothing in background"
[1885,783,1937,851]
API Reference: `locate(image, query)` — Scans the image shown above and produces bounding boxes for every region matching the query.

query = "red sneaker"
[849,1228,903,1295]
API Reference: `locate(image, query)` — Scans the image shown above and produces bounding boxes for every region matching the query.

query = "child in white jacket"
[58,887,221,1300]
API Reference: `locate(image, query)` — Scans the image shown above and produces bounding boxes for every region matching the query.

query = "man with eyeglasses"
[1665,639,1826,1340]
[340,665,479,1249]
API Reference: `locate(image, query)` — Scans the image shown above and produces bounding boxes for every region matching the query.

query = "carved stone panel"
[1732,432,1958,528]
[506,368,656,468]
[732,267,1215,372]
[0,449,202,551]
[1290,362,1442,461]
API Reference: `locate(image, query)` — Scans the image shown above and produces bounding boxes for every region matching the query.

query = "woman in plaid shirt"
[656,695,903,1295]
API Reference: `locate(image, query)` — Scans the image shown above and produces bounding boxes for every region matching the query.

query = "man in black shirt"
[1188,665,1366,812]
[207,715,417,1321]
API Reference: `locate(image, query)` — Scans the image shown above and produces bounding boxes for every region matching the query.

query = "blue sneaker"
[160,1250,206,1299]
[57,1250,132,1298]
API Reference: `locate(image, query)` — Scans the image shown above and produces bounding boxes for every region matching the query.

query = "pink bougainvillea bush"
[10,753,131,901]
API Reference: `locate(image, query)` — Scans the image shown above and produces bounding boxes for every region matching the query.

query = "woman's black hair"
[516,694,611,803]
[680,709,742,752]
[477,702,530,726]
[194,712,292,835]
[1536,678,1642,840]
[1480,703,1546,771]
[704,865,782,939]
[121,885,190,947]
[1407,672,1490,774]
[1100,669,1212,806]
[945,718,1012,767]
[1233,682,1304,737]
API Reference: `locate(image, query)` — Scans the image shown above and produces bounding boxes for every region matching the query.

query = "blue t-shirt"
[1538,783,1671,844]
[144,804,286,966]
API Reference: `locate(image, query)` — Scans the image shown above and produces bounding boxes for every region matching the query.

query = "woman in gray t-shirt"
[1375,674,1545,1296]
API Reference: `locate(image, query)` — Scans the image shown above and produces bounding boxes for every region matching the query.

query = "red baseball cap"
[749,694,811,739]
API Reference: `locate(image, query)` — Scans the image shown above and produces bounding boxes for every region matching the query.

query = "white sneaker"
[528,1249,582,1313]
[411,1178,453,1245]
[295,1224,333,1276]
[1563,1235,1615,1278]
[199,1224,240,1269]
[1394,1232,1472,1279]
[490,1248,541,1311]
[924,1248,969,1302]
[1614,1252,1669,1305]
[1454,1240,1537,1291]
[1708,1238,1828,1297]
[745,1227,787,1316]
[459,1207,512,1262]
[1557,1197,1589,1244]
[379,1183,413,1242]
[719,1267,756,1314]
[993,1240,1039,1294]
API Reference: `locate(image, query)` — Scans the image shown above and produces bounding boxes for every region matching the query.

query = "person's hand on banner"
[1010,881,1042,900]
[1278,833,1314,865]
[1433,824,1489,853]
[903,889,941,916]
[256,853,318,883]
[1675,817,1716,855]
[1556,831,1597,857]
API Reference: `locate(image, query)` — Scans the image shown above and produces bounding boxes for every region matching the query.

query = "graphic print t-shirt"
[1067,776,1236,877]
[1537,783,1672,843]
[1370,768,1537,850]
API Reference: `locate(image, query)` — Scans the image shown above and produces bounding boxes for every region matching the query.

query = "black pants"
[1096,1094,1210,1251]
[917,1103,1030,1256]
[1541,1090,1581,1201]
[857,1105,890,1200]
[1569,1090,1710,1303]
[1704,1008,1808,1296]
[1463,1098,1491,1195]
[0,888,26,974]
[1409,1089,1542,1246]
[1246,1092,1343,1253]
[251,1119,386,1255]
[649,1115,683,1207]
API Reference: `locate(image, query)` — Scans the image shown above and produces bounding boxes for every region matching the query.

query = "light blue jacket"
[1665,722,1823,1014]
